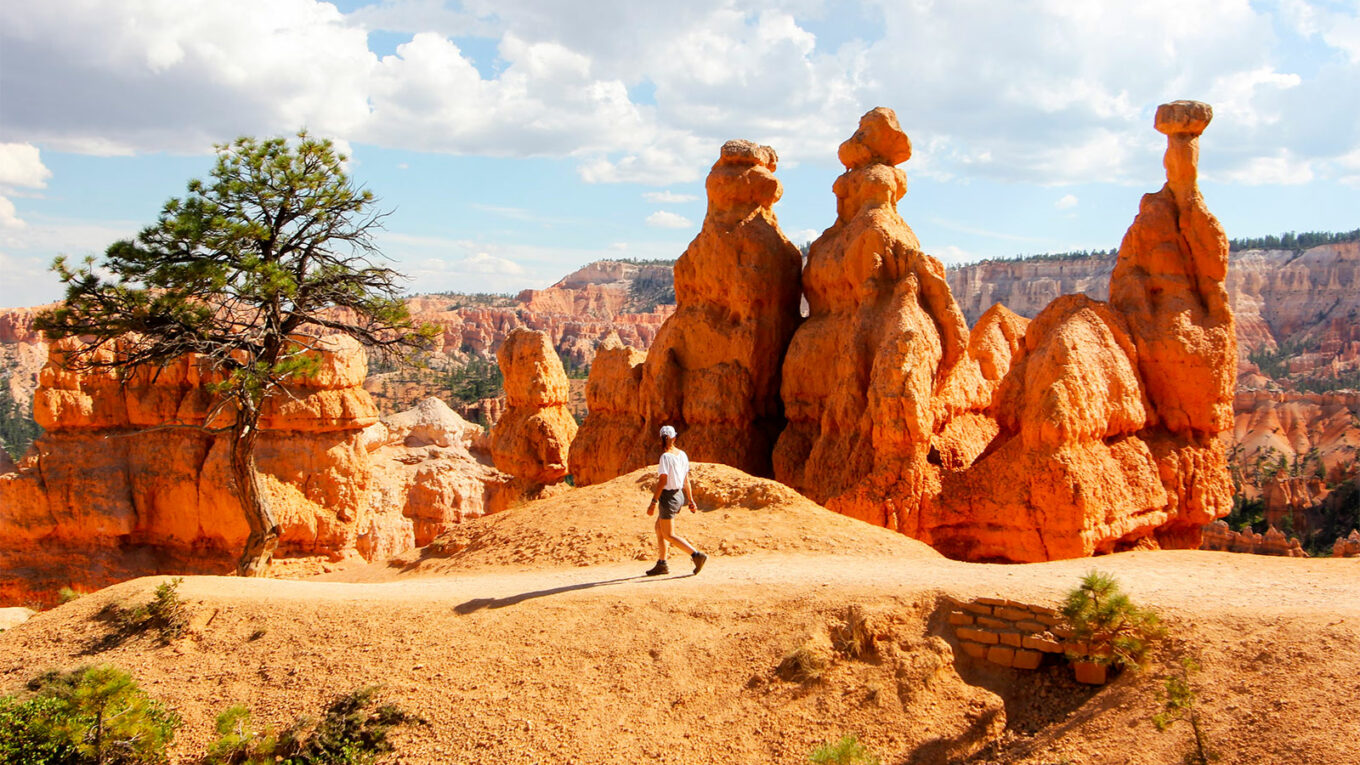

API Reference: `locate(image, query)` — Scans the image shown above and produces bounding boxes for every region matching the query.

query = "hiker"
[644,425,708,576]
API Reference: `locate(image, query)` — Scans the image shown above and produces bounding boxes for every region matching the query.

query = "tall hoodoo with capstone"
[490,327,578,485]
[569,140,803,483]
[773,107,969,531]
[1109,100,1237,547]
[923,100,1236,559]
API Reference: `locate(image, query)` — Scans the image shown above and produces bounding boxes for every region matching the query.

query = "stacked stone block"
[948,597,1073,670]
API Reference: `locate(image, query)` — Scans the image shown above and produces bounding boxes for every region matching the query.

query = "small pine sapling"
[1153,656,1215,765]
[1061,570,1164,673]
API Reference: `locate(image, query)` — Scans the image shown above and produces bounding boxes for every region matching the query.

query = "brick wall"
[948,596,1085,670]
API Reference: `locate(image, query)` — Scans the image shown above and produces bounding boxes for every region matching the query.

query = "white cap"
[659,425,677,439]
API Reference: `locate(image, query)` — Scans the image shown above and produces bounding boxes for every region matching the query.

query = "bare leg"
[658,518,696,556]
[655,517,669,560]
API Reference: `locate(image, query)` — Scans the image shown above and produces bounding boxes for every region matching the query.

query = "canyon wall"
[945,241,1360,379]
[0,337,513,606]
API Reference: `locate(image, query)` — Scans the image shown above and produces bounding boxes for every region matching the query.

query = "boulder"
[0,607,35,632]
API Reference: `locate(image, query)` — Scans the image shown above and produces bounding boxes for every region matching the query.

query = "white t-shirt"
[657,449,690,491]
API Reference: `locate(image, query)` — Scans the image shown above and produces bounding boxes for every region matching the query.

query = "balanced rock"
[1109,99,1235,546]
[489,328,577,484]
[774,106,968,530]
[570,139,802,483]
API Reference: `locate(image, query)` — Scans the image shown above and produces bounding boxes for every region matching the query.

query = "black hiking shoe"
[691,551,708,575]
[645,561,669,576]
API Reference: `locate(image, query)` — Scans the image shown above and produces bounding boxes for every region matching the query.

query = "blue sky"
[2,0,1358,307]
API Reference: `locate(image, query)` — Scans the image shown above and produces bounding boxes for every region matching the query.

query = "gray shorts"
[658,489,683,520]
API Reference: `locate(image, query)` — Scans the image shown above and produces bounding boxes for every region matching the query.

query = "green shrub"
[0,665,179,764]
[203,687,425,765]
[202,704,278,765]
[58,587,86,605]
[95,577,190,649]
[145,578,189,641]
[809,734,880,765]
[1061,570,1163,671]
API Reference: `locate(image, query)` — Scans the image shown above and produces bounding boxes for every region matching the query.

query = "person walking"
[645,425,708,576]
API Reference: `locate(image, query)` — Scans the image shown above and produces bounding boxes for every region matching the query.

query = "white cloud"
[0,252,61,306]
[794,228,820,245]
[0,196,25,229]
[1,0,1357,190]
[0,143,51,189]
[1055,194,1079,210]
[643,190,698,203]
[934,244,975,265]
[1213,150,1316,185]
[0,214,142,306]
[455,252,525,275]
[645,210,693,229]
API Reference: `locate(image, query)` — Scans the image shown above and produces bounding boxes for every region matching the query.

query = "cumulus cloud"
[0,143,51,188]
[1,0,1358,188]
[1212,150,1316,185]
[933,245,976,265]
[0,196,25,229]
[645,210,693,229]
[1055,194,1079,209]
[453,252,526,275]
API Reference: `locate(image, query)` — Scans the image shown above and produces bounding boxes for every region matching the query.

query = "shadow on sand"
[453,572,690,614]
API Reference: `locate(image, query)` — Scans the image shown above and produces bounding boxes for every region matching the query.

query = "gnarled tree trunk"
[231,402,279,576]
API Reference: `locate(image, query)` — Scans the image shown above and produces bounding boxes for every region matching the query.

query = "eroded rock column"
[489,327,578,485]
[773,107,968,532]
[570,140,802,484]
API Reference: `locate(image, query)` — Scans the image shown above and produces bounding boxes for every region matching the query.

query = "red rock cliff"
[774,108,967,523]
[0,336,512,606]
[778,102,1236,562]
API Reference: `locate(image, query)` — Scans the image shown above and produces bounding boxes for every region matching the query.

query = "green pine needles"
[0,665,180,765]
[1061,570,1163,671]
[809,734,880,765]
[1153,657,1215,764]
[35,132,431,577]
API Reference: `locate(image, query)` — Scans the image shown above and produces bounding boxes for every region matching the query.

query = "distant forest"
[1227,228,1360,252]
[957,229,1360,268]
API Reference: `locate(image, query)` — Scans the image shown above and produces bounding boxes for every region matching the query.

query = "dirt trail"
[2,466,1358,764]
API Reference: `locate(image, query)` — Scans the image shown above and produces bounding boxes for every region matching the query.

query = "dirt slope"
[2,465,1358,764]
[325,463,943,580]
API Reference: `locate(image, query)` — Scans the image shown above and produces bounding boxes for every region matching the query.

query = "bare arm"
[684,473,697,511]
[648,471,667,515]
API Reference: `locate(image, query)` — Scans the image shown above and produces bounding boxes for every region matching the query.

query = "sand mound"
[336,463,939,581]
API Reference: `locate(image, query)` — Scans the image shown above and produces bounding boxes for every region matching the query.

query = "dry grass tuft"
[778,638,833,683]
[832,605,879,659]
